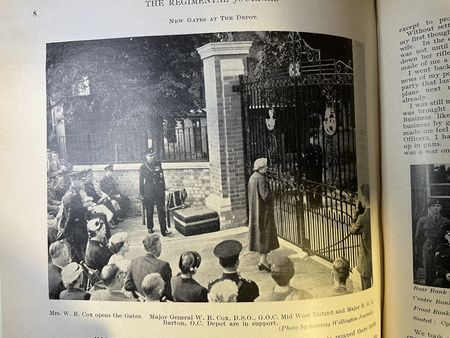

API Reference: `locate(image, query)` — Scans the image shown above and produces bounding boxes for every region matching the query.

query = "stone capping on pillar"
[197,40,252,229]
[197,41,253,60]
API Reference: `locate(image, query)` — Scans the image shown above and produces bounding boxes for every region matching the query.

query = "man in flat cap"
[139,148,171,236]
[208,240,259,302]
[415,198,450,285]
[58,171,89,263]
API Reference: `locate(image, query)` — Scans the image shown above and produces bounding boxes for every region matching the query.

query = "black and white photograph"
[411,163,450,289]
[46,31,372,302]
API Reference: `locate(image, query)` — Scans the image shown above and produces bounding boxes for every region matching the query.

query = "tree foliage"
[46,31,352,138]
[46,35,212,135]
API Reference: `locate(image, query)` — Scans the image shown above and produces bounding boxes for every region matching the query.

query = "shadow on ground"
[114,214,359,301]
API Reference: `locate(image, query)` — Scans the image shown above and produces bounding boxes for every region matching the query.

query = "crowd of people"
[49,228,337,302]
[47,150,364,302]
[47,149,132,261]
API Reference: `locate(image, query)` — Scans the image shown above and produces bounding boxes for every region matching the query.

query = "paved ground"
[111,213,360,300]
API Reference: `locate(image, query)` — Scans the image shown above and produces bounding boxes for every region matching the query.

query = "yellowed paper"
[0,1,381,337]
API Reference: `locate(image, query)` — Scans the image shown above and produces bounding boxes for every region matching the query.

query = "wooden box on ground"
[173,206,220,236]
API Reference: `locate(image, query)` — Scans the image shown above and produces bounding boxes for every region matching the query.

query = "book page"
[0,0,381,337]
[378,0,450,336]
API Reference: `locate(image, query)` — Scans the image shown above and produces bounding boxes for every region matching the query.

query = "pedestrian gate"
[240,33,361,266]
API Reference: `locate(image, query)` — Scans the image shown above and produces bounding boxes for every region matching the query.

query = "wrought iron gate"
[240,33,361,266]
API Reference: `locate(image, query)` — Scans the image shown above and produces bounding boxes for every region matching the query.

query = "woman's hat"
[253,158,268,171]
[61,262,83,285]
[109,232,128,245]
[179,251,202,273]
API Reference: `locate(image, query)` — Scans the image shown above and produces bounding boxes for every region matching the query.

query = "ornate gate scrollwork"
[241,33,359,266]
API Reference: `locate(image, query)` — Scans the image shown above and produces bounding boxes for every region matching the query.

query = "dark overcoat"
[248,171,279,254]
[171,274,208,302]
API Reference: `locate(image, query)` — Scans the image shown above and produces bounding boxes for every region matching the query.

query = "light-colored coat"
[248,171,279,254]
[351,208,372,279]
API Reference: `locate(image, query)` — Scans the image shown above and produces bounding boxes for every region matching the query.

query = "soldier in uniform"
[139,148,171,236]
[84,169,115,216]
[303,132,323,208]
[433,230,450,288]
[59,171,89,263]
[415,199,450,286]
[208,240,259,302]
[99,164,129,220]
[51,173,70,201]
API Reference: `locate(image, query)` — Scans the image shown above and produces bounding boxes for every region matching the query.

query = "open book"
[1,0,449,337]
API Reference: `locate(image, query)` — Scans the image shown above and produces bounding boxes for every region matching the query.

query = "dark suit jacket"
[124,253,172,299]
[48,263,65,299]
[171,274,208,302]
[100,175,119,196]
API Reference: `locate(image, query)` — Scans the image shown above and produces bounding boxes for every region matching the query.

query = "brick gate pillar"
[197,41,252,229]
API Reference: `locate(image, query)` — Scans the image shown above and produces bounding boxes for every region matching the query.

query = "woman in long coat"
[248,158,279,272]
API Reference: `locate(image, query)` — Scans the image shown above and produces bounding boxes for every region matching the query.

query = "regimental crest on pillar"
[265,108,276,131]
[289,62,301,77]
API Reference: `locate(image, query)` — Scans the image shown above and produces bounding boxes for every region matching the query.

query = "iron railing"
[59,131,148,165]
[163,126,209,162]
[266,170,360,267]
[240,44,359,265]
[59,127,209,164]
